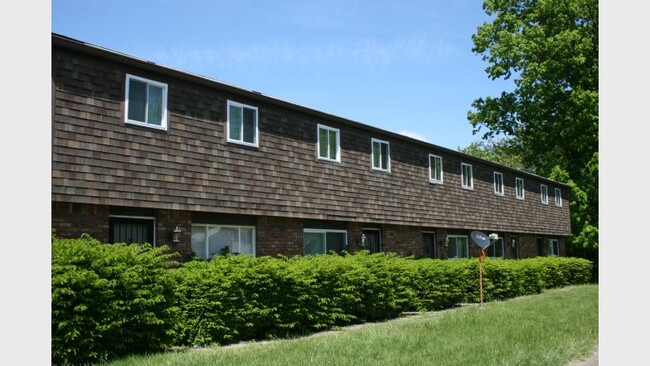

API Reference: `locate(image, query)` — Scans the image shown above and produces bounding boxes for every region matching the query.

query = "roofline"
[51,32,569,188]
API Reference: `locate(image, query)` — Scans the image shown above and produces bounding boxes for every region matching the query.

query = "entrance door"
[510,236,519,259]
[363,229,381,253]
[422,232,436,258]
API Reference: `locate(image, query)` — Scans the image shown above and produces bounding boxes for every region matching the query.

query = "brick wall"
[255,216,303,256]
[347,222,364,252]
[51,203,568,261]
[156,209,192,259]
[381,224,423,257]
[52,202,109,242]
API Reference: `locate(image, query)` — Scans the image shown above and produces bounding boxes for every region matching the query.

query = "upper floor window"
[540,184,548,204]
[371,138,390,172]
[494,172,504,196]
[125,74,168,130]
[555,188,563,207]
[461,163,473,190]
[227,100,259,147]
[317,124,340,162]
[429,154,443,183]
[515,177,525,199]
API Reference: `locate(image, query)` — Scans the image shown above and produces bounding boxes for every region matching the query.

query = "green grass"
[107,285,598,366]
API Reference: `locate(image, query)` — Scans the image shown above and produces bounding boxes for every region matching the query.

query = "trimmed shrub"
[464,256,593,302]
[405,258,470,311]
[52,236,594,362]
[343,251,416,321]
[51,234,179,366]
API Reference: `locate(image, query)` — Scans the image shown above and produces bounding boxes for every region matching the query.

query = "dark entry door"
[363,229,381,253]
[510,236,519,259]
[422,232,436,258]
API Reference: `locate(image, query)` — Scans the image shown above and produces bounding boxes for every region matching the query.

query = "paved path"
[569,350,598,366]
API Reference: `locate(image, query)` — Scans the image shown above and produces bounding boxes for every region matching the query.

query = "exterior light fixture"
[361,233,367,248]
[173,226,182,243]
[511,237,516,247]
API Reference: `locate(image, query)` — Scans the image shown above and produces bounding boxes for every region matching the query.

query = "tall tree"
[467,0,598,264]
[458,138,529,173]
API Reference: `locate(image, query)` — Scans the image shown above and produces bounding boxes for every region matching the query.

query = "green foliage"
[406,259,471,310]
[170,253,592,348]
[105,285,598,366]
[345,252,416,321]
[467,0,599,265]
[458,138,530,173]
[549,163,599,279]
[526,256,593,289]
[51,234,179,366]
[469,0,598,165]
[52,239,593,362]
[465,257,592,302]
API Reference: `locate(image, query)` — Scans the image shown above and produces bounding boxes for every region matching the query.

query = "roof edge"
[51,32,570,188]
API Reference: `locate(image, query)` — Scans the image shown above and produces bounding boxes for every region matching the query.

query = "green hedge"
[170,252,592,347]
[51,236,593,363]
[51,235,179,366]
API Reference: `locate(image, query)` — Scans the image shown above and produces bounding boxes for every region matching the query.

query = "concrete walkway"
[569,350,598,366]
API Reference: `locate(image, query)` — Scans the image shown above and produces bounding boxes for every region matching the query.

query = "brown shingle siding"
[52,37,571,238]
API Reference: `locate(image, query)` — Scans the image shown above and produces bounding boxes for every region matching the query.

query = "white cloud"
[397,130,430,142]
[147,35,455,72]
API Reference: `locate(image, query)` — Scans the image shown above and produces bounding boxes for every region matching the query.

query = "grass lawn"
[107,284,598,366]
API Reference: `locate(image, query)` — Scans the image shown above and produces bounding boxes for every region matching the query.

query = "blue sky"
[51,0,513,150]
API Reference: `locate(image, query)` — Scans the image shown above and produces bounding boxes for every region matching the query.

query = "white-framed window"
[446,235,468,258]
[548,239,559,256]
[317,124,340,162]
[461,163,473,190]
[555,188,563,207]
[494,172,504,196]
[371,138,390,172]
[125,74,168,130]
[227,100,259,147]
[540,184,548,204]
[487,238,504,258]
[303,229,347,255]
[191,224,255,259]
[515,177,525,199]
[428,154,443,183]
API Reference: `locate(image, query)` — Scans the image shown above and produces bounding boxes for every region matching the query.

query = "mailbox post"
[470,231,498,305]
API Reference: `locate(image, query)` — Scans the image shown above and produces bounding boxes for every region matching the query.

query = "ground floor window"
[109,216,155,245]
[446,235,468,258]
[487,238,504,258]
[191,225,255,259]
[304,229,347,255]
[548,239,559,256]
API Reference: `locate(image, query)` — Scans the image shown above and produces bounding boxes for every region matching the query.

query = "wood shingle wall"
[52,36,571,238]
